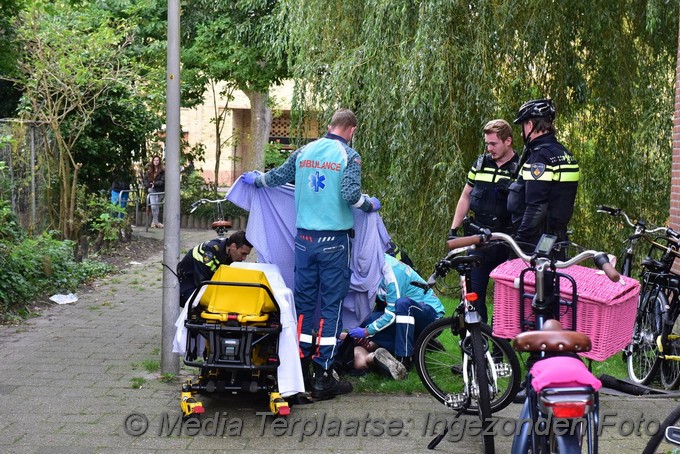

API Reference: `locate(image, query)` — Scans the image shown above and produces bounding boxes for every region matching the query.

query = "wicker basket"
[490,258,641,361]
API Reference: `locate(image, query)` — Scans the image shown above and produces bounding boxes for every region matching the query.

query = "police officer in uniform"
[507,99,580,250]
[241,108,380,401]
[177,230,253,307]
[448,119,519,323]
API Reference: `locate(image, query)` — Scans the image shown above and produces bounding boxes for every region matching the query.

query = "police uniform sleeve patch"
[203,251,214,264]
[530,163,546,179]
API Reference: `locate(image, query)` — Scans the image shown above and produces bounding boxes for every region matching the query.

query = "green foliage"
[181,0,288,104]
[283,0,679,270]
[264,141,291,171]
[0,199,25,243]
[0,230,110,321]
[88,208,127,243]
[180,168,247,220]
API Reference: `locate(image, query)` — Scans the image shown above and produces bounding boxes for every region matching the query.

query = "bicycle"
[642,402,680,454]
[599,206,680,388]
[190,197,233,237]
[413,244,522,453]
[448,230,623,453]
[596,205,671,277]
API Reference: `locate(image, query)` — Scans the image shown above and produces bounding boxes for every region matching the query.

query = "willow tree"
[282,0,679,269]
[12,2,143,240]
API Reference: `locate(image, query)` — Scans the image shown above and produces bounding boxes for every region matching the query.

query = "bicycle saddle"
[513,319,592,354]
[641,257,667,273]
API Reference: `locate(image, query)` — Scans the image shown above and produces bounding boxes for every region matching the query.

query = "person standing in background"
[145,155,165,228]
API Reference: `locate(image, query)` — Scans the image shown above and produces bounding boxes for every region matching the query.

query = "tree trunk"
[243,89,271,171]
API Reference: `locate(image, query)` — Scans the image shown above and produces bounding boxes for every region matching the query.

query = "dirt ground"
[94,234,162,271]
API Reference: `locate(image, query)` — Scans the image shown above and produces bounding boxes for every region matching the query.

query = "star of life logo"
[309,171,325,192]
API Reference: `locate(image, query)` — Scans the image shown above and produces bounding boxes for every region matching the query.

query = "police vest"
[467,153,518,229]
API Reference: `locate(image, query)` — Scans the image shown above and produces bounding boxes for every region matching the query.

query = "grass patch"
[348,369,426,394]
[351,292,629,395]
[160,373,176,382]
[142,359,160,373]
[131,377,146,389]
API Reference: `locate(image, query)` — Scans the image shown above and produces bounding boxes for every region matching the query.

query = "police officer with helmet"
[447,119,519,323]
[507,99,580,251]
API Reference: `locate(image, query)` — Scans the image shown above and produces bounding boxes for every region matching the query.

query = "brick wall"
[673,16,680,231]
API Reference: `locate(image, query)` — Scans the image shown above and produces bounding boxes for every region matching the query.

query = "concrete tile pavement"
[0,226,679,453]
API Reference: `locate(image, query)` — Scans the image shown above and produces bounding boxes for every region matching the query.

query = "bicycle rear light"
[539,387,594,419]
[465,292,478,302]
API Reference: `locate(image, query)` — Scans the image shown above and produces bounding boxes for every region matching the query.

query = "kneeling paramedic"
[349,253,446,370]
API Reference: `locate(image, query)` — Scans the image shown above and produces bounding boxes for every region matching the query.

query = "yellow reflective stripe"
[474,172,513,183]
[556,164,580,182]
[192,245,218,271]
[521,165,555,181]
[467,168,477,181]
[521,165,580,182]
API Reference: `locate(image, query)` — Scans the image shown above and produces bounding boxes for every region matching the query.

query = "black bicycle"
[413,243,521,453]
[600,206,680,388]
[597,205,670,277]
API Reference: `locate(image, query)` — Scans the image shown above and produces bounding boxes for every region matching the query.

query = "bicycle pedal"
[444,393,466,409]
[495,362,512,377]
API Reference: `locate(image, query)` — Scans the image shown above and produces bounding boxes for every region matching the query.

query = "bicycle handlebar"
[190,198,226,214]
[448,231,622,283]
[598,205,676,238]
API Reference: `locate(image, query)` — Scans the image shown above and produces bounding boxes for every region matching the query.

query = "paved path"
[0,227,679,453]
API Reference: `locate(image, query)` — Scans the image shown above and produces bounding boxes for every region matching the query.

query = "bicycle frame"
[428,248,494,410]
[417,246,521,453]
[448,231,620,454]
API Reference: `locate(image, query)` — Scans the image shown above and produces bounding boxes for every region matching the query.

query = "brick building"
[180,80,319,186]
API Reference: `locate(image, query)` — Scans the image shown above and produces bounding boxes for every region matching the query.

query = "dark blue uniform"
[507,133,579,246]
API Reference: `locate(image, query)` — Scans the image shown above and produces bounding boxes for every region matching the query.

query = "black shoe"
[373,348,408,380]
[311,364,353,401]
[426,338,446,352]
[287,392,314,406]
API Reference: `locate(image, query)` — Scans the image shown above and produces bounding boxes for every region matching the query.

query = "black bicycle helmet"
[513,99,556,124]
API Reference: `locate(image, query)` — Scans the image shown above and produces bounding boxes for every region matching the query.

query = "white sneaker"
[373,348,407,380]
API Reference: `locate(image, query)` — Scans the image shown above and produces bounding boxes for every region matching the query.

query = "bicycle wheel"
[469,324,494,454]
[660,295,680,389]
[627,286,664,384]
[414,317,520,414]
[642,403,680,454]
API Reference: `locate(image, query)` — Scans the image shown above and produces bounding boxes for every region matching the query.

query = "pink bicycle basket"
[491,258,640,361]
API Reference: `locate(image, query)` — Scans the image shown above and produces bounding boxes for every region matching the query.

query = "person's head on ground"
[226,230,253,262]
[513,98,556,144]
[327,108,357,143]
[482,119,514,164]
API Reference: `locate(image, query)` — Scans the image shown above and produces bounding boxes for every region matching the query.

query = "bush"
[0,230,110,322]
[180,170,248,221]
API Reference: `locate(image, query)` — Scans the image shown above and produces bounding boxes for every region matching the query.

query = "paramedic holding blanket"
[241,108,381,401]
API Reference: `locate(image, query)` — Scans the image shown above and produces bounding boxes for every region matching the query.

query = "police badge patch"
[530,163,546,179]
